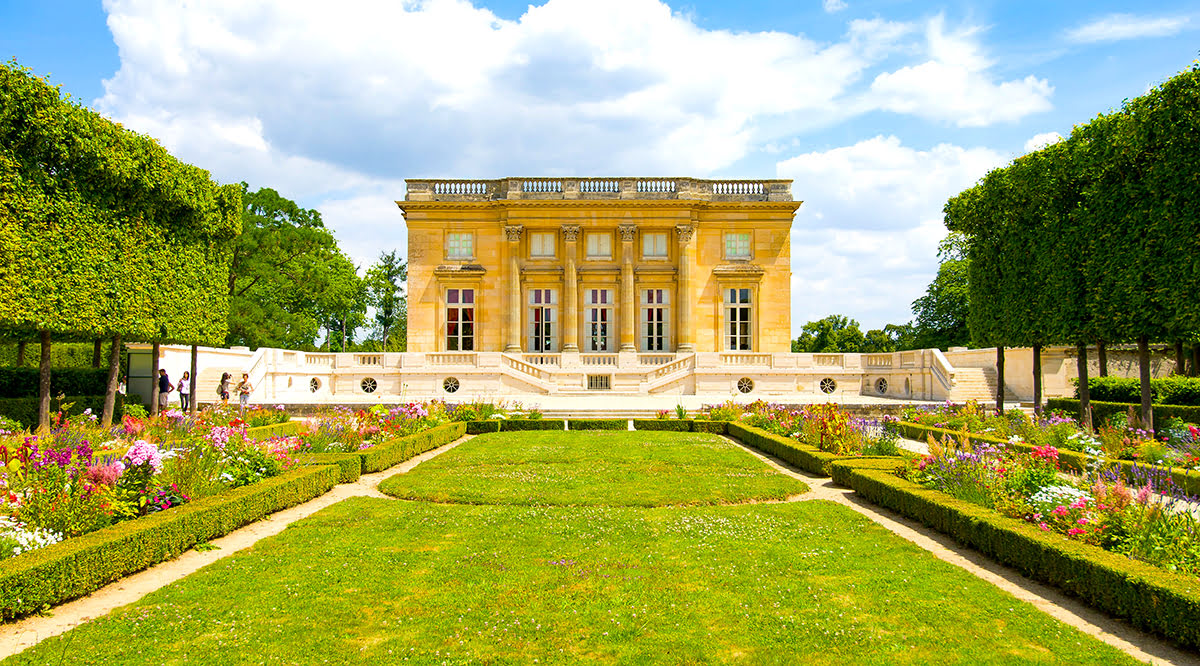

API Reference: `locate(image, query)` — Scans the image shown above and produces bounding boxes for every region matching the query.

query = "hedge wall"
[465,420,501,434]
[568,419,627,431]
[244,420,303,440]
[691,420,728,434]
[897,421,1200,501]
[0,393,132,429]
[1075,376,1200,406]
[1048,398,1200,427]
[830,458,1200,649]
[0,463,339,622]
[0,367,108,398]
[499,419,565,431]
[359,422,466,473]
[631,419,692,432]
[295,453,362,483]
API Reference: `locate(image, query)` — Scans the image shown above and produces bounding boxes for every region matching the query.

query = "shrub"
[499,419,564,431]
[691,420,728,434]
[1049,398,1200,426]
[0,367,110,399]
[1076,376,1200,406]
[0,464,339,622]
[0,393,130,429]
[358,422,467,473]
[245,420,303,440]
[632,419,692,432]
[830,459,1200,649]
[465,420,501,434]
[568,419,627,431]
[295,453,362,483]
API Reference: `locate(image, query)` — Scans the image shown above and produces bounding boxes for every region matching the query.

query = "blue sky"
[2,0,1197,335]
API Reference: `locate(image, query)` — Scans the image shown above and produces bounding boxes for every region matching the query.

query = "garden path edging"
[721,435,1200,666]
[0,434,474,661]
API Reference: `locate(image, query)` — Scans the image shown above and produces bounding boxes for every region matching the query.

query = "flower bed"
[830,457,1200,649]
[703,400,903,458]
[0,463,338,622]
[0,406,298,562]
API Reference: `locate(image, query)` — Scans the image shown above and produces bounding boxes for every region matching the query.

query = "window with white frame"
[446,232,473,259]
[724,288,753,351]
[585,288,614,351]
[640,288,669,351]
[586,233,612,259]
[528,288,557,352]
[446,288,475,351]
[724,232,751,260]
[529,231,556,258]
[642,232,668,259]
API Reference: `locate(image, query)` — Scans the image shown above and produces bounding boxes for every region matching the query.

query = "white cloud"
[865,15,1053,126]
[1023,131,1062,153]
[777,136,1006,331]
[1066,13,1191,43]
[823,0,847,13]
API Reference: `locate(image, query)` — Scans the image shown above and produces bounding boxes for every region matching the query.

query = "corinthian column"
[675,224,694,352]
[619,224,637,352]
[505,224,523,352]
[562,225,580,352]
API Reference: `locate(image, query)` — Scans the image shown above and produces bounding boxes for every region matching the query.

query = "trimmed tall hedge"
[1048,397,1200,427]
[568,418,627,431]
[1074,375,1200,406]
[830,458,1200,649]
[0,393,132,428]
[0,464,339,622]
[691,420,728,434]
[897,420,1200,504]
[359,422,466,473]
[0,367,109,398]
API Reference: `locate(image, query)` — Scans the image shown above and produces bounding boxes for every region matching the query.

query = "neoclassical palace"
[127,178,1083,408]
[401,177,796,356]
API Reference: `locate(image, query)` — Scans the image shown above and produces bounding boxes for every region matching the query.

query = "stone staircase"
[948,367,1019,405]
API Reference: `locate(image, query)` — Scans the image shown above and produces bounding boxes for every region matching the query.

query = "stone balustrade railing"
[406,177,793,202]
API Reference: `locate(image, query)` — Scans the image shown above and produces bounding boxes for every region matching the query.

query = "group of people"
[156,369,254,416]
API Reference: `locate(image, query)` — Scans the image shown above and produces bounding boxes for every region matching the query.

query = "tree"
[791,315,865,353]
[315,254,368,352]
[365,251,407,352]
[910,233,971,350]
[226,185,349,350]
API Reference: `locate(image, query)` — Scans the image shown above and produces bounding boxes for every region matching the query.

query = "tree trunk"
[150,341,161,416]
[1096,340,1108,377]
[37,330,52,433]
[342,319,346,352]
[1193,343,1200,378]
[1077,343,1092,431]
[16,341,25,367]
[92,338,102,367]
[995,346,1005,415]
[1138,336,1153,430]
[1032,344,1043,416]
[189,344,199,415]
[1175,340,1185,375]
[102,334,121,427]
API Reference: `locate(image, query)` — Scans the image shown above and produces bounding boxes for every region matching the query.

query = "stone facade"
[399,177,798,355]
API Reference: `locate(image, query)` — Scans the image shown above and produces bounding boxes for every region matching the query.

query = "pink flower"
[1076,518,1089,525]
[1051,506,1070,517]
[1136,484,1152,505]
[1038,522,1050,531]
[1069,498,1088,510]
[1067,528,1086,536]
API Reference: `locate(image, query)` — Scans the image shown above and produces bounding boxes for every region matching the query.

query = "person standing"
[178,370,191,412]
[218,372,231,407]
[157,369,174,414]
[236,372,253,418]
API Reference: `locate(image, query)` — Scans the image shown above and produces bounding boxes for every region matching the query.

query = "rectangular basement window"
[587,375,611,390]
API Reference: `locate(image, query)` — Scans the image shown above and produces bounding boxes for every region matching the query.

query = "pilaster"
[675,223,695,352]
[562,224,580,352]
[505,224,523,352]
[619,224,637,352]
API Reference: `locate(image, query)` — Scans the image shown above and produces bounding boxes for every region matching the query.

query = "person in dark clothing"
[157,369,174,412]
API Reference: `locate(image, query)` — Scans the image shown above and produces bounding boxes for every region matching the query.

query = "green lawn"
[379,430,809,506]
[5,431,1139,664]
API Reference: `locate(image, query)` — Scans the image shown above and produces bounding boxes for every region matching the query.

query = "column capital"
[618,224,637,243]
[504,224,524,242]
[675,224,694,244]
[561,224,581,242]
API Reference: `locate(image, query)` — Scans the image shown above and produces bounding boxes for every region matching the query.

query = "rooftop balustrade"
[405,177,794,202]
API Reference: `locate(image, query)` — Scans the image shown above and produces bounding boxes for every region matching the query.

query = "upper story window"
[586,232,612,259]
[446,232,473,260]
[529,231,556,258]
[642,232,668,259]
[724,232,751,260]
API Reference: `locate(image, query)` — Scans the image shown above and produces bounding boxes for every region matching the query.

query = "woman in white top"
[179,370,191,411]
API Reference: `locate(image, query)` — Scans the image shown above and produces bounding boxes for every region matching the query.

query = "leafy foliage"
[364,250,407,352]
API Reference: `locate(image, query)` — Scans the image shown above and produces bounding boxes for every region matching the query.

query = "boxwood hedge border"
[293,422,467,477]
[0,464,339,622]
[726,422,903,476]
[244,420,302,439]
[830,457,1200,649]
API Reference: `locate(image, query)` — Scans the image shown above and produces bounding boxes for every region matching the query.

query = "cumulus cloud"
[777,136,1006,330]
[865,15,1053,126]
[1066,13,1191,43]
[1023,131,1062,153]
[823,0,847,13]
